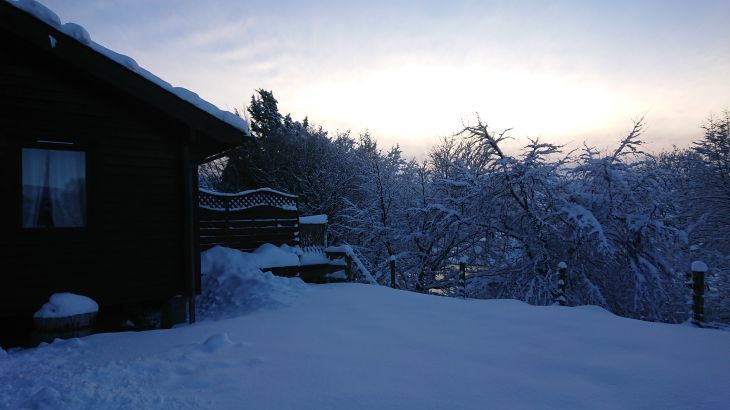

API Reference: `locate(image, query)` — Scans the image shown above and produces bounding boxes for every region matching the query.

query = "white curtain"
[22,148,86,228]
[48,150,86,227]
[21,149,48,228]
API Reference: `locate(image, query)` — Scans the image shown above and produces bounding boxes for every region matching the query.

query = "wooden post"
[389,254,397,289]
[345,254,354,282]
[556,261,567,306]
[293,196,300,247]
[182,134,196,324]
[223,197,230,247]
[459,261,466,299]
[691,261,707,326]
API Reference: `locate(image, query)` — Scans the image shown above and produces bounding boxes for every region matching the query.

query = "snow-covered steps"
[202,245,372,285]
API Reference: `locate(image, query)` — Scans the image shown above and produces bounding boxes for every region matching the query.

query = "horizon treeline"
[200,89,730,324]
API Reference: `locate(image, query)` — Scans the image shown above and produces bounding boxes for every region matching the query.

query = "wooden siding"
[0,28,189,316]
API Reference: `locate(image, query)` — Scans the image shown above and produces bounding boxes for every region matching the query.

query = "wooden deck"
[198,189,373,283]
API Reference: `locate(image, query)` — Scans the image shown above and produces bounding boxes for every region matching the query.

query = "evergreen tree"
[248,89,283,139]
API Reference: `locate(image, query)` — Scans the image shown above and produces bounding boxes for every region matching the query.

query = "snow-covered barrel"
[33,293,99,332]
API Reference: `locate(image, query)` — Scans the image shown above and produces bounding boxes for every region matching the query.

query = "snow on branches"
[204,91,729,323]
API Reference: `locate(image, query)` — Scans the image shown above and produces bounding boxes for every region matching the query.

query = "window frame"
[18,140,90,232]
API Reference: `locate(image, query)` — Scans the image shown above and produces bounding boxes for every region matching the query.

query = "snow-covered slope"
[1,269,729,409]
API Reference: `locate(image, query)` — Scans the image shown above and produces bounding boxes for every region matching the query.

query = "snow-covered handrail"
[325,245,377,285]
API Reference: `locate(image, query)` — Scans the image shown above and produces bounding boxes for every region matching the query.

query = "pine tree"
[248,89,283,139]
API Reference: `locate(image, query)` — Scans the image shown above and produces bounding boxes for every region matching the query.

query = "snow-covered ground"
[2,250,729,409]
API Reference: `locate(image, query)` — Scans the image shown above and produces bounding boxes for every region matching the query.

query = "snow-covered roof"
[5,0,249,135]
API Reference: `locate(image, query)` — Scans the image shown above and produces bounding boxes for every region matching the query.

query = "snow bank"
[33,293,98,318]
[201,244,300,270]
[198,333,236,353]
[300,248,330,266]
[252,243,300,268]
[7,0,249,134]
[198,246,306,320]
[22,386,62,409]
[325,270,347,280]
[2,283,729,409]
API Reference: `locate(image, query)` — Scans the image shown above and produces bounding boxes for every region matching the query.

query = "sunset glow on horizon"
[43,0,730,157]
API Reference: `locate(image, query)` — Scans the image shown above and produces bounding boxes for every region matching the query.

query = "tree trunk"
[389,257,397,288]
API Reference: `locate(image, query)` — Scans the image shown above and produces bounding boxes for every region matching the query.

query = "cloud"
[41,0,730,154]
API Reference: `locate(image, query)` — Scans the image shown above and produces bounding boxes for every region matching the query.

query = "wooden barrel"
[34,311,98,332]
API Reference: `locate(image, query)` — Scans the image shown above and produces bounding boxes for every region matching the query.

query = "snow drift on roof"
[7,0,249,134]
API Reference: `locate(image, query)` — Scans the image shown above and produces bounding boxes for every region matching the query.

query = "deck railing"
[198,188,299,252]
[198,189,377,285]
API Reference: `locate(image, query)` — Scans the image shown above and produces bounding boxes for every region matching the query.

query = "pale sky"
[43,0,730,157]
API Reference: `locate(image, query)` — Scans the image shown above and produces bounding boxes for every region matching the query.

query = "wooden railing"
[324,246,377,285]
[198,188,299,252]
[298,214,328,247]
[198,190,377,285]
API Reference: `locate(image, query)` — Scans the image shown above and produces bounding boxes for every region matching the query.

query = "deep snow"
[1,251,729,409]
[197,246,306,320]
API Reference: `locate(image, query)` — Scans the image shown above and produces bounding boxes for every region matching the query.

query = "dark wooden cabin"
[0,1,247,338]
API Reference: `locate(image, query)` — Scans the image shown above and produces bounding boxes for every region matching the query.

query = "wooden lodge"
[0,1,247,342]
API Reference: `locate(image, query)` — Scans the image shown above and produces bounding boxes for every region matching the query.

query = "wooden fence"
[299,215,328,247]
[198,189,378,285]
[198,188,299,252]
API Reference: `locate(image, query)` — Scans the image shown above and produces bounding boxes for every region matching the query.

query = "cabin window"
[22,148,86,228]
